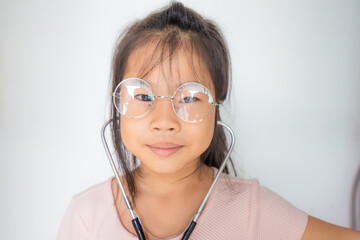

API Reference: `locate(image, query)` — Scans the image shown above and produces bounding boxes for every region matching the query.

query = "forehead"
[123,42,215,94]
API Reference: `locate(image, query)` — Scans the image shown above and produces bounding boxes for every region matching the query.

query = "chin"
[140,160,195,175]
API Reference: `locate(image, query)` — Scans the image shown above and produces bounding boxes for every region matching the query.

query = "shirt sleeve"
[253,185,308,240]
[57,196,89,240]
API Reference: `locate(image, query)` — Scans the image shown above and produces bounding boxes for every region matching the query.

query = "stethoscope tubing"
[101,119,235,240]
[101,120,146,239]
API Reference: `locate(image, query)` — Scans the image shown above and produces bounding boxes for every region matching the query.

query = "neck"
[134,164,214,199]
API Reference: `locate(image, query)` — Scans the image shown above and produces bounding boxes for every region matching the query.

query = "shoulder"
[215,170,259,192]
[73,177,114,203]
[215,171,308,239]
[215,171,282,205]
[64,177,115,227]
[71,177,114,217]
[57,177,115,239]
[210,170,261,209]
[216,172,303,212]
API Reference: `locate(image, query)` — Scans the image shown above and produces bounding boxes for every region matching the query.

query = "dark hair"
[110,1,235,205]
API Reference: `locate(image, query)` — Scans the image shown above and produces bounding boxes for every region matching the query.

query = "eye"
[135,94,152,101]
[179,96,199,103]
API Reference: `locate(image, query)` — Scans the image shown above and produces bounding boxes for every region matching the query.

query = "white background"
[0,0,359,239]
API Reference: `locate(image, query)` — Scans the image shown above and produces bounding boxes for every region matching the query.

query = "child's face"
[120,46,216,176]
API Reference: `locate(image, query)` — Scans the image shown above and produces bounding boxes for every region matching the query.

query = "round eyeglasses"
[112,78,218,123]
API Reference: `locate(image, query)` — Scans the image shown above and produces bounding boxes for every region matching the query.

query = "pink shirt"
[57,169,308,239]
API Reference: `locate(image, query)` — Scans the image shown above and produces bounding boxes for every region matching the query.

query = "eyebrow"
[142,77,202,87]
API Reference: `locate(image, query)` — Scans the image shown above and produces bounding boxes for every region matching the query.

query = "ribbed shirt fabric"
[57,168,308,240]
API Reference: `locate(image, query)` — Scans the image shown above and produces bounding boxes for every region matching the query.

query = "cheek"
[191,110,216,152]
[120,117,142,154]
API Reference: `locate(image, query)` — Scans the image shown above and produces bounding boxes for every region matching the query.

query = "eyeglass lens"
[113,78,215,123]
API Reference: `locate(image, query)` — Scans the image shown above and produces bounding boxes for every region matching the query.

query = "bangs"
[122,29,214,96]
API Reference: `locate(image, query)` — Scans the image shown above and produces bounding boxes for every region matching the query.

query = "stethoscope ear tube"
[101,119,235,240]
[180,120,235,239]
[132,218,146,240]
[190,121,235,222]
[101,119,146,239]
[181,221,197,240]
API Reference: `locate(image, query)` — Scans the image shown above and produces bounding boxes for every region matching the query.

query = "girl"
[57,2,360,239]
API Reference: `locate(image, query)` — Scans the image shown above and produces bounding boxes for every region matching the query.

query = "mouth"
[147,143,183,157]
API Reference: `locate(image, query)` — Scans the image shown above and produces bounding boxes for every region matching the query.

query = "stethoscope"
[101,119,235,240]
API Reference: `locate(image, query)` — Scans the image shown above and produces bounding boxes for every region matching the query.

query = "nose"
[149,97,181,132]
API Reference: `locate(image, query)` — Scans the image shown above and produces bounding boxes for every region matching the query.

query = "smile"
[147,143,183,157]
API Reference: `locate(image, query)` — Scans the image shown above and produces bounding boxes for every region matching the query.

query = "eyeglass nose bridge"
[150,95,180,122]
[155,95,174,101]
[153,95,175,110]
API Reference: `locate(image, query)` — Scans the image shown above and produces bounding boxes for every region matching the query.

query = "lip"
[147,142,183,157]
